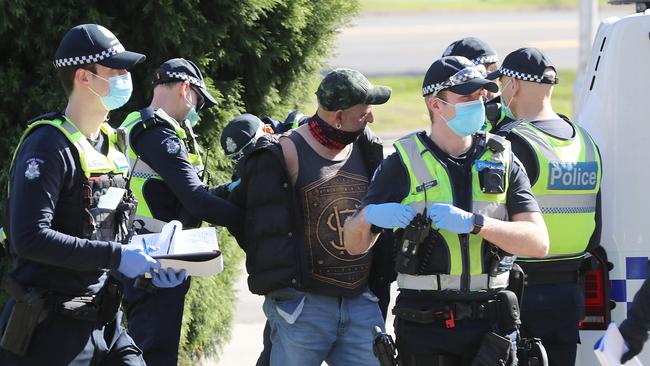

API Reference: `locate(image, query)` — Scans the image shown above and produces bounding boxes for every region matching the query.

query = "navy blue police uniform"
[0,24,149,365]
[117,59,244,366]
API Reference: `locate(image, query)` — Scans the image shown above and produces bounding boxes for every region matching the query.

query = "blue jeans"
[263,287,383,366]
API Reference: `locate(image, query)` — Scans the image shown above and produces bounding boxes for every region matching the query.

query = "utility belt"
[525,270,580,286]
[393,298,500,327]
[0,275,123,356]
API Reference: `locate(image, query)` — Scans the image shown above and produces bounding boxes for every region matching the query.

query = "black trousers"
[0,299,144,366]
[520,283,583,366]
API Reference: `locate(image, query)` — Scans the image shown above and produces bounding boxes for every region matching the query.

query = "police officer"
[118,58,244,366]
[0,24,178,365]
[442,37,510,132]
[344,56,549,365]
[488,47,602,366]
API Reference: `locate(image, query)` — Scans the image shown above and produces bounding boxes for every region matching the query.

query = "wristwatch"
[470,213,484,235]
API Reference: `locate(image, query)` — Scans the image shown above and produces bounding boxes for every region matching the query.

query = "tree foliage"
[0,0,358,362]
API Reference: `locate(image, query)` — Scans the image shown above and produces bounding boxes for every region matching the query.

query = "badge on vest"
[24,158,43,180]
[163,137,181,155]
[415,180,438,193]
[548,162,598,190]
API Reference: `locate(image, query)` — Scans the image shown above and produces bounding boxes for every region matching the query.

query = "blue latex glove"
[227,178,241,191]
[364,203,417,229]
[152,268,187,288]
[427,203,473,234]
[118,245,160,278]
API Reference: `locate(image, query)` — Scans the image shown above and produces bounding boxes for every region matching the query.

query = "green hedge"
[0,0,358,362]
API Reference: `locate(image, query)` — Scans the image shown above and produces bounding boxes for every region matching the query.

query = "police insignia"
[165,138,181,155]
[225,137,237,154]
[24,159,42,180]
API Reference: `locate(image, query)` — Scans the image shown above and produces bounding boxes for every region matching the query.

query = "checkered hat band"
[53,44,126,68]
[422,65,487,96]
[165,72,206,88]
[471,55,499,65]
[499,67,544,83]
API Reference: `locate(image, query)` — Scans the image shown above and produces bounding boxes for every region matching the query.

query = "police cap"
[54,24,145,70]
[221,114,265,160]
[487,47,558,84]
[422,56,498,97]
[153,58,218,110]
[442,37,499,66]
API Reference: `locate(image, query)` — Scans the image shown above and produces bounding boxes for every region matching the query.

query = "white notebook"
[130,220,223,276]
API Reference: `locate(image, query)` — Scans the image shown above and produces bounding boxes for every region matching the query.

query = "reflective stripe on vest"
[11,116,128,179]
[513,121,601,262]
[120,109,204,233]
[394,132,511,291]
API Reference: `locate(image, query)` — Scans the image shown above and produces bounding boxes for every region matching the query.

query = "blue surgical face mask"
[185,92,200,127]
[438,96,485,137]
[501,80,516,119]
[87,72,133,111]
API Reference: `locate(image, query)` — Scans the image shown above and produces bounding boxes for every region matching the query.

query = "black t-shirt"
[362,131,539,216]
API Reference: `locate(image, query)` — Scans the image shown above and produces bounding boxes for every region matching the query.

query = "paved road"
[328,7,634,76]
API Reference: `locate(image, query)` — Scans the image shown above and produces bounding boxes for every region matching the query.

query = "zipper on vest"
[459,167,472,292]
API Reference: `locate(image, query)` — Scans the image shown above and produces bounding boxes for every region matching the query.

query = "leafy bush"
[0,0,358,362]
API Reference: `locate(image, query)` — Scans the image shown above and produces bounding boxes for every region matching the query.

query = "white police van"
[574,2,650,364]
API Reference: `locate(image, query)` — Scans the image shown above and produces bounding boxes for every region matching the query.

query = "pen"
[167,225,177,255]
[142,238,150,255]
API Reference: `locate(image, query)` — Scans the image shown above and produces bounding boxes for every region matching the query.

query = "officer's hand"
[152,268,187,288]
[620,319,648,363]
[364,203,416,229]
[227,178,241,192]
[118,245,161,278]
[427,203,473,234]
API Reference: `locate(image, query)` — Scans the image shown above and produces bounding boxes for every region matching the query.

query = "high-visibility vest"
[394,132,514,292]
[512,121,601,264]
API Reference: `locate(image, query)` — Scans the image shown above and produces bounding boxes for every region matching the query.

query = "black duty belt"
[393,299,500,328]
[525,270,580,286]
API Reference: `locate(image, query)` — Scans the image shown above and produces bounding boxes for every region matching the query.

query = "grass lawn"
[359,0,608,12]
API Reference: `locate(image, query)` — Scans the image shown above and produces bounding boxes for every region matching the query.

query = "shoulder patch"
[24,158,44,180]
[163,137,182,155]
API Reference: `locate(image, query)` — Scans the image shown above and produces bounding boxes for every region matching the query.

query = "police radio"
[395,183,432,275]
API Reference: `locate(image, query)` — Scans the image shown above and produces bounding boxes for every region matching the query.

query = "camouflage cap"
[316,68,391,111]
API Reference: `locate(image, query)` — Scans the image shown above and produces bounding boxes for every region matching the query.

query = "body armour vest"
[289,132,371,295]
[512,121,601,269]
[120,108,204,234]
[394,132,515,293]
[10,113,135,243]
